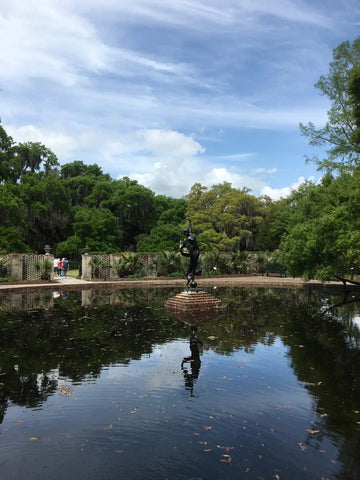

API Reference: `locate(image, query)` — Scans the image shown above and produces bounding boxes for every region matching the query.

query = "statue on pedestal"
[180,219,200,288]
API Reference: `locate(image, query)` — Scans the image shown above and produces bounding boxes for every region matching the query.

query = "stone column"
[82,254,92,281]
[9,254,23,282]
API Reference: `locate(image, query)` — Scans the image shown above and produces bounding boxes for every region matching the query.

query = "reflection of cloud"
[99,341,190,391]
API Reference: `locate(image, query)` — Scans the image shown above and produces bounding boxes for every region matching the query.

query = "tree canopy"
[300,37,360,172]
[3,37,360,282]
[186,182,269,252]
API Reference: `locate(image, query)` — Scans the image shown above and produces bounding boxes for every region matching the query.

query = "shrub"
[113,253,144,277]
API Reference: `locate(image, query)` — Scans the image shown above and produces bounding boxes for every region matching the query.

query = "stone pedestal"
[165,289,226,324]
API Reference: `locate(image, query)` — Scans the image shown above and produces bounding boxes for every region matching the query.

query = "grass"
[66,269,80,279]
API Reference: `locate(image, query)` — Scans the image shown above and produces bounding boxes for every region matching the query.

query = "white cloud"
[137,129,205,157]
[109,130,268,197]
[1,0,359,204]
[251,167,277,174]
[260,176,315,200]
[6,125,77,160]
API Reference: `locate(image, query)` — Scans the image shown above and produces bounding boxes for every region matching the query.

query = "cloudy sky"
[1,0,360,199]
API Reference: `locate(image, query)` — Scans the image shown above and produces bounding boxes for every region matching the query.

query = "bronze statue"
[180,219,200,288]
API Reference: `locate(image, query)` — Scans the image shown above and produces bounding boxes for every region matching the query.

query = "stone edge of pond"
[0,275,354,293]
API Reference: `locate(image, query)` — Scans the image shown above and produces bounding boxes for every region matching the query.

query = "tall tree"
[186,182,266,252]
[300,37,360,172]
[280,171,360,280]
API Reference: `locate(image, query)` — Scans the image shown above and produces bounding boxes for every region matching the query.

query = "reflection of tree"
[0,288,187,421]
[181,327,203,397]
[2,285,360,478]
[278,289,360,480]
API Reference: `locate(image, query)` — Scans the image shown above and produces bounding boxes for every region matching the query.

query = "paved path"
[0,275,350,291]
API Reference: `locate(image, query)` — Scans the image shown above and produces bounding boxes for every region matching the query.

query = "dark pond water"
[1,285,360,479]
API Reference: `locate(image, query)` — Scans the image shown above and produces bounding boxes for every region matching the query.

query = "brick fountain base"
[165,288,226,324]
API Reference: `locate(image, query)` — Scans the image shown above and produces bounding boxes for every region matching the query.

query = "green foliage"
[279,170,360,279]
[186,181,268,252]
[200,251,230,274]
[0,226,32,253]
[56,236,83,258]
[229,251,251,274]
[34,258,53,280]
[255,198,289,250]
[137,224,182,253]
[300,37,360,172]
[73,207,122,253]
[113,253,144,277]
[89,256,111,279]
[153,251,182,276]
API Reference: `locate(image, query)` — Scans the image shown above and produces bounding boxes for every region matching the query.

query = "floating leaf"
[306,429,320,434]
[203,426,212,431]
[26,436,39,441]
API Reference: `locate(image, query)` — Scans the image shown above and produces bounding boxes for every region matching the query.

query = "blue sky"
[1,0,360,199]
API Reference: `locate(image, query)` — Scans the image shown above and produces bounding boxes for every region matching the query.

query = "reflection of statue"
[180,219,200,288]
[181,327,202,396]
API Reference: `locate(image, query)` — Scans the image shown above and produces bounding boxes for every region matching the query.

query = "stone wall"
[0,254,54,282]
[81,253,158,281]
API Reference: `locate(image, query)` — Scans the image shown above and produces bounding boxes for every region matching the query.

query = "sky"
[1,0,360,200]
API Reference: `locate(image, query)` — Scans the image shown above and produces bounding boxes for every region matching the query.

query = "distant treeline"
[2,37,360,281]
[0,124,280,257]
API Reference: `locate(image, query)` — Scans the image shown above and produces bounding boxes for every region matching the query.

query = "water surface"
[1,286,360,479]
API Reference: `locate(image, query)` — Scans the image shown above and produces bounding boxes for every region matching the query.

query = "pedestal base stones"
[165,289,226,324]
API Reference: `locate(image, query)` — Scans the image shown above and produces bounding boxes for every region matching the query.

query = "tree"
[136,224,182,253]
[101,177,156,249]
[300,37,360,172]
[15,142,59,176]
[19,173,71,252]
[0,126,16,182]
[73,207,122,252]
[186,182,267,252]
[255,198,290,251]
[349,64,360,145]
[280,171,360,280]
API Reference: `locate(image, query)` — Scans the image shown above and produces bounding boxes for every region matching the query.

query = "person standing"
[57,258,63,277]
[62,258,69,278]
[53,257,59,276]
